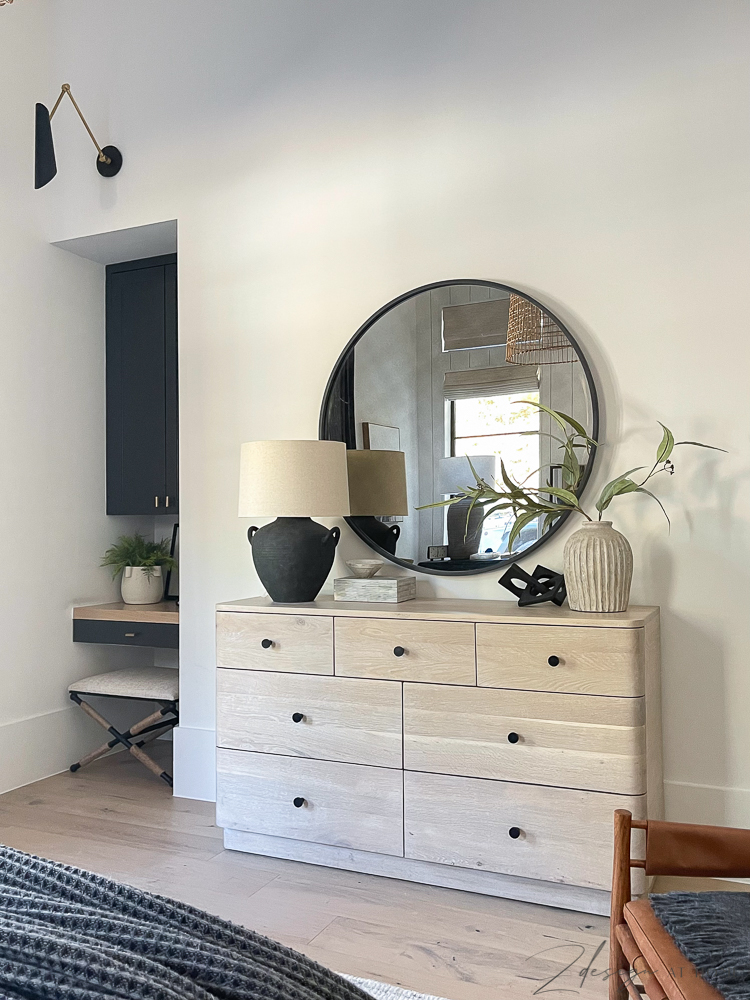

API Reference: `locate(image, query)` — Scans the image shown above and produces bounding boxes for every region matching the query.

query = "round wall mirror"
[319,280,599,575]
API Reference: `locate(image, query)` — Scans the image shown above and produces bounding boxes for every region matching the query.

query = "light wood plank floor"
[0,744,614,1000]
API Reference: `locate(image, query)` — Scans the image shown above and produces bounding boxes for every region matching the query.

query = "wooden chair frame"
[610,809,652,1000]
[610,808,750,1000]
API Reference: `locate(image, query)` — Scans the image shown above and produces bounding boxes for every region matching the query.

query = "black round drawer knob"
[508,826,522,839]
[293,796,305,808]
[393,646,406,657]
[261,638,273,649]
[292,712,304,723]
[547,655,560,666]
[507,732,520,744]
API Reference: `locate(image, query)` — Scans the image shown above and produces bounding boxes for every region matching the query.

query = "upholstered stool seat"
[68,667,179,787]
[69,666,179,701]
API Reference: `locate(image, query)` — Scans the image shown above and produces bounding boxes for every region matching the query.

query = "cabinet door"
[106,254,178,515]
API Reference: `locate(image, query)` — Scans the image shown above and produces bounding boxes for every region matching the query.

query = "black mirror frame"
[319,278,600,576]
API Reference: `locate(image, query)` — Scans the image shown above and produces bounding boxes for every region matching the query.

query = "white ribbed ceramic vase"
[563,520,633,613]
[121,566,164,605]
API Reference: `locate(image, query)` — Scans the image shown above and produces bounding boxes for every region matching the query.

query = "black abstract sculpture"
[499,563,567,607]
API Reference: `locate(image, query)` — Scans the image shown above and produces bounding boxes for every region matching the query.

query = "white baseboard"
[664,779,750,827]
[0,705,106,795]
[173,725,216,801]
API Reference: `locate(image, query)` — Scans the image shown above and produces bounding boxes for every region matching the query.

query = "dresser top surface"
[216,596,658,628]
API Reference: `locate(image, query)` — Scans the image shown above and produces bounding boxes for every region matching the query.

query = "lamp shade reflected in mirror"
[320,280,598,576]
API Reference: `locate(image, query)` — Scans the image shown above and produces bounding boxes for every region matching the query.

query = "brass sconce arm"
[49,84,110,164]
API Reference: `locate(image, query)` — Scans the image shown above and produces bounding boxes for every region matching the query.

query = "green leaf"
[415,496,464,510]
[541,486,579,506]
[519,400,598,446]
[595,469,646,513]
[543,510,563,532]
[636,487,671,529]
[553,410,596,444]
[656,422,675,464]
[562,439,581,488]
[498,458,523,497]
[507,511,540,552]
[520,399,569,434]
[675,441,728,452]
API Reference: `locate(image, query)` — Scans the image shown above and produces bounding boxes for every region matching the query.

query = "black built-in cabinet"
[106,254,178,515]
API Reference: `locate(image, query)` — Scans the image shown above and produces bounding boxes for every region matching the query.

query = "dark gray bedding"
[651,891,750,1000]
[0,844,371,1000]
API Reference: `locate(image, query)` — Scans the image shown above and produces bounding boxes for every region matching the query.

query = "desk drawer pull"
[124,632,138,638]
[547,655,560,666]
[507,732,520,744]
[291,712,304,723]
[508,826,522,839]
[293,796,306,808]
[261,638,274,649]
[393,646,406,657]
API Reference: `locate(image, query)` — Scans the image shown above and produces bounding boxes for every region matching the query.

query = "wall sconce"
[35,84,122,189]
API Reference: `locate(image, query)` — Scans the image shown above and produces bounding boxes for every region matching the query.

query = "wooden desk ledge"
[73,602,178,625]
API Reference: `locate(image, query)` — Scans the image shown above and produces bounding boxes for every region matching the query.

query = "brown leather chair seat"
[624,899,723,1000]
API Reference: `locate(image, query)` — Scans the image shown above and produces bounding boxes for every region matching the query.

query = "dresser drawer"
[476,623,644,697]
[404,771,645,890]
[404,685,645,794]
[216,612,333,674]
[216,749,403,856]
[334,617,475,683]
[217,669,403,768]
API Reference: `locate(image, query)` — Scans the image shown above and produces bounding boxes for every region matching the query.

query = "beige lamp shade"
[238,440,350,518]
[346,450,408,516]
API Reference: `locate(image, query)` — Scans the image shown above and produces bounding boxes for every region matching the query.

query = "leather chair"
[610,808,750,1000]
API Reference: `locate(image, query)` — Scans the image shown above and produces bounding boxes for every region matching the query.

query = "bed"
[0,843,374,1000]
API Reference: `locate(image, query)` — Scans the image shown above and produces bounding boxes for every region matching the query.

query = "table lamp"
[239,440,350,603]
[346,450,408,555]
[438,455,496,560]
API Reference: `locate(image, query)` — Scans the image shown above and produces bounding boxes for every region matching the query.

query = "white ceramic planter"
[563,520,633,613]
[121,566,164,605]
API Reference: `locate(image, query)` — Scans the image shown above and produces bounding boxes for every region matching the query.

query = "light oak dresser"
[215,597,661,914]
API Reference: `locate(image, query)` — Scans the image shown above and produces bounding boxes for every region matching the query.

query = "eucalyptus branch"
[416,406,723,551]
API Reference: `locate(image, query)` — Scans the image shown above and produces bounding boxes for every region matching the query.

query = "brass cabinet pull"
[154,496,160,508]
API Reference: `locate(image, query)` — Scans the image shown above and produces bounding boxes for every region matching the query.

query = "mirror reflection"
[321,281,598,574]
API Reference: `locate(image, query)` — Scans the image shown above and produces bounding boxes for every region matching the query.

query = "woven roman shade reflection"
[443,364,539,401]
[505,294,577,365]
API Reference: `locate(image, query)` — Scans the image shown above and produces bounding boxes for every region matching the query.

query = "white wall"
[9,0,749,816]
[0,0,157,793]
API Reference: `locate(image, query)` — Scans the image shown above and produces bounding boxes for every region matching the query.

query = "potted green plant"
[102,533,177,605]
[419,403,723,612]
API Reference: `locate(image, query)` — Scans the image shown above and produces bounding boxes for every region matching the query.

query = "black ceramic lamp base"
[349,515,400,555]
[248,517,341,603]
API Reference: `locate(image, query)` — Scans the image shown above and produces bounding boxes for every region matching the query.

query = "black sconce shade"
[35,103,57,189]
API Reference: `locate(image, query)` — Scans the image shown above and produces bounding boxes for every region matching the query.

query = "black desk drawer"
[73,619,179,649]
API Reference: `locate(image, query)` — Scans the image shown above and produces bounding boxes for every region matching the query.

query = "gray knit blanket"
[651,891,750,999]
[0,844,374,1000]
